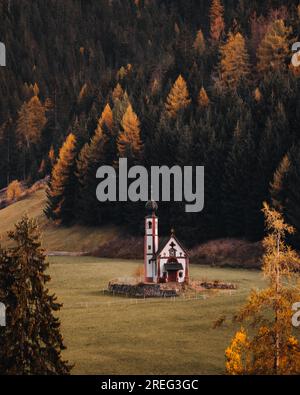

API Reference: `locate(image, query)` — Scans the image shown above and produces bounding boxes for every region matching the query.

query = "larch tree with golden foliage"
[226,203,300,375]
[209,0,225,42]
[45,133,78,224]
[193,29,206,56]
[257,19,291,75]
[112,83,124,101]
[117,104,143,163]
[76,104,114,224]
[198,87,210,109]
[217,32,251,92]
[270,154,291,212]
[165,75,191,118]
[16,94,46,180]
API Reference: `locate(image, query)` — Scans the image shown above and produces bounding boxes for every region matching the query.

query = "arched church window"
[148,221,152,229]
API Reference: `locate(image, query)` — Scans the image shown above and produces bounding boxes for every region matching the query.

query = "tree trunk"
[275,232,280,373]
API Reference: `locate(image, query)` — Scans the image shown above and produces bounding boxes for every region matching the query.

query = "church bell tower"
[144,199,158,283]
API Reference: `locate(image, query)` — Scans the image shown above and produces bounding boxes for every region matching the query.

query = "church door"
[167,271,177,282]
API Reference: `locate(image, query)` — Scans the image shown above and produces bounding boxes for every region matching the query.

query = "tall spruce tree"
[257,19,291,75]
[117,104,143,163]
[45,133,78,224]
[76,104,114,225]
[0,216,71,374]
[270,145,300,247]
[217,32,251,92]
[209,0,225,42]
[16,94,47,180]
[165,75,191,118]
[222,116,258,239]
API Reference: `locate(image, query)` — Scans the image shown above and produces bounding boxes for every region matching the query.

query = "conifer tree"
[0,215,71,374]
[217,32,251,91]
[254,87,262,102]
[45,133,78,224]
[209,0,225,42]
[165,75,191,118]
[99,103,113,131]
[117,104,143,162]
[113,91,131,128]
[270,146,300,247]
[112,83,124,101]
[257,19,291,74]
[270,154,291,212]
[193,29,206,55]
[16,95,47,180]
[76,105,114,225]
[258,102,291,218]
[198,87,210,108]
[222,116,258,238]
[226,204,300,375]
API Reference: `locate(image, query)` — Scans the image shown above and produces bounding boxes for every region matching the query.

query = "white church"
[144,199,189,284]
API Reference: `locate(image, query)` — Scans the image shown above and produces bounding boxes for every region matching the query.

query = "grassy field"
[48,256,267,375]
[0,188,119,252]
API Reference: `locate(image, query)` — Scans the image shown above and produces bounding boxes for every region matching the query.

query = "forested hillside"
[1,0,300,246]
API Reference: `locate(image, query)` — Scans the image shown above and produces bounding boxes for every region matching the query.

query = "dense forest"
[1,0,300,246]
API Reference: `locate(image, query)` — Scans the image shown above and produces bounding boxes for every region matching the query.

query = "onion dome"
[145,199,158,214]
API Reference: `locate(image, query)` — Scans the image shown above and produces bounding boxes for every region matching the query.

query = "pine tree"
[258,102,291,217]
[193,29,206,55]
[45,133,78,224]
[117,104,143,162]
[254,87,262,102]
[217,32,251,91]
[17,95,46,149]
[198,87,210,108]
[226,204,300,375]
[0,215,71,374]
[210,0,225,42]
[76,105,114,225]
[270,154,291,212]
[16,95,47,180]
[165,75,191,118]
[113,91,131,128]
[222,115,258,239]
[257,19,291,74]
[99,103,113,131]
[112,83,124,101]
[270,146,300,247]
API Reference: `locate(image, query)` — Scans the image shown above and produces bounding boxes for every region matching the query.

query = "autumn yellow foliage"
[6,180,22,201]
[165,75,191,118]
[117,104,143,161]
[226,203,300,375]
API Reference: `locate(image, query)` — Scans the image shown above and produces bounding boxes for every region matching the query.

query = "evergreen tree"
[270,146,300,247]
[45,134,78,224]
[117,104,143,163]
[216,32,251,92]
[193,29,206,56]
[270,153,291,212]
[0,215,71,374]
[257,19,291,74]
[165,75,191,118]
[209,0,225,42]
[76,105,114,225]
[222,117,258,238]
[258,102,291,214]
[112,83,124,101]
[198,87,210,108]
[16,95,47,180]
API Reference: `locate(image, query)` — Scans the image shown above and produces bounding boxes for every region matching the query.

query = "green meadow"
[48,256,266,375]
